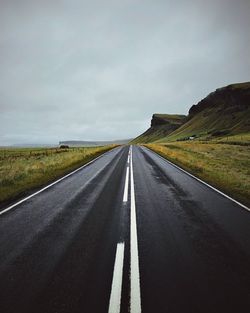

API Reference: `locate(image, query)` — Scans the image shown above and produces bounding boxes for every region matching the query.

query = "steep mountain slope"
[158,82,250,142]
[132,114,186,143]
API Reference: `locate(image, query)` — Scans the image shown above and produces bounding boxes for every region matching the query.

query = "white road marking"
[144,146,250,212]
[123,166,130,203]
[108,243,125,313]
[0,148,117,216]
[130,146,142,313]
[108,148,132,312]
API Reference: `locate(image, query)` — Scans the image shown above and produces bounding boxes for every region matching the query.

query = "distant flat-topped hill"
[131,114,186,143]
[133,82,250,143]
[59,139,131,147]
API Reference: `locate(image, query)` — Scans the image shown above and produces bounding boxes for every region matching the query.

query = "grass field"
[213,133,250,145]
[0,145,116,206]
[146,141,250,207]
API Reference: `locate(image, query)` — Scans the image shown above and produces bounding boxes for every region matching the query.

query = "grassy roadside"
[0,145,117,206]
[145,142,250,207]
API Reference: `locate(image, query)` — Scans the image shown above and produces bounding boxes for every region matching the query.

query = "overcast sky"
[0,0,250,144]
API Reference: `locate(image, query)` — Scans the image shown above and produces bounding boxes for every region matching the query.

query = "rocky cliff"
[132,114,186,143]
[132,82,250,143]
[189,82,250,117]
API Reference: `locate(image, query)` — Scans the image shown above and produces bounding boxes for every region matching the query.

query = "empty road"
[0,145,250,313]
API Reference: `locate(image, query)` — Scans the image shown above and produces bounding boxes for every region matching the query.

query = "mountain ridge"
[131,114,186,143]
[133,82,250,143]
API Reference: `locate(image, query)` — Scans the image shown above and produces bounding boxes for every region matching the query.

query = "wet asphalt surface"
[0,145,249,313]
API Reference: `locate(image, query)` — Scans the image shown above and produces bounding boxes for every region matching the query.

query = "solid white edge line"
[130,146,142,313]
[0,147,119,216]
[144,146,250,212]
[123,166,130,202]
[108,242,125,313]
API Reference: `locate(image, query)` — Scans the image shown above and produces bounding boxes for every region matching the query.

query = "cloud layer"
[1,0,250,144]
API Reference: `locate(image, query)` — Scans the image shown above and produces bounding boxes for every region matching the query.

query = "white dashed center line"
[130,146,141,313]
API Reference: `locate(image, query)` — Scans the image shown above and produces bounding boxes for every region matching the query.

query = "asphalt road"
[0,145,249,313]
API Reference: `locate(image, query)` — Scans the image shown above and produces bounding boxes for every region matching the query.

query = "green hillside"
[132,82,250,144]
[132,114,186,143]
[132,82,250,206]
[158,82,250,142]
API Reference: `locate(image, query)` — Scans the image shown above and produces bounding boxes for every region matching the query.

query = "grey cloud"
[0,0,249,145]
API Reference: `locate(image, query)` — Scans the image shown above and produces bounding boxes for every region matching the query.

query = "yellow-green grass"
[0,145,117,205]
[146,142,250,207]
[212,133,250,145]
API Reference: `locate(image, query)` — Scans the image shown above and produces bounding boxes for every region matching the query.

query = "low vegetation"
[146,141,250,207]
[0,145,116,206]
